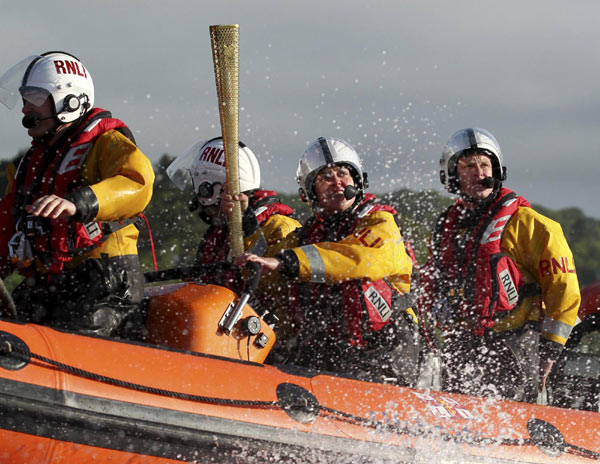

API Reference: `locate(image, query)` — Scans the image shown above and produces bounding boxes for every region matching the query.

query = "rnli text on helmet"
[52,59,88,79]
[200,146,225,167]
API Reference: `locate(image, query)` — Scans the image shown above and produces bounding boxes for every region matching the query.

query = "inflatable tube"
[0,315,599,463]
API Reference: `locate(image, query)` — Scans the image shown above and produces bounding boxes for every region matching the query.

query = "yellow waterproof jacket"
[72,129,154,265]
[494,206,580,346]
[279,209,412,293]
[246,212,301,322]
[273,198,415,345]
[424,193,580,352]
[244,213,302,258]
[194,191,300,303]
[3,163,15,195]
[0,123,154,275]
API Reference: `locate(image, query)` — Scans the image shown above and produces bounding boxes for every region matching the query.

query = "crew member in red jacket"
[420,127,580,402]
[0,51,154,336]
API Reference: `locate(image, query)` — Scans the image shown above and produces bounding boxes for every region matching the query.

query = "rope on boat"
[0,340,417,429]
[2,342,600,461]
[25,349,279,408]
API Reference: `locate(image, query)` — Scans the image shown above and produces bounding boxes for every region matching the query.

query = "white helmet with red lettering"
[296,137,368,205]
[16,51,94,124]
[440,127,506,193]
[167,137,260,207]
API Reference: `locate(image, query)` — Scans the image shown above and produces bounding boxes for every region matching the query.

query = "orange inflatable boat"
[0,280,599,464]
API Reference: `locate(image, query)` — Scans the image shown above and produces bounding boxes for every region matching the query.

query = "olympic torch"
[209,24,243,257]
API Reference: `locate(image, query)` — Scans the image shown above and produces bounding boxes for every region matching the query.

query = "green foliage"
[382,189,453,264]
[0,161,8,195]
[0,151,26,195]
[274,192,311,223]
[137,154,207,272]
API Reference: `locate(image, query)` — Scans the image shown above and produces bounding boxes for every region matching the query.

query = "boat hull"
[0,319,599,463]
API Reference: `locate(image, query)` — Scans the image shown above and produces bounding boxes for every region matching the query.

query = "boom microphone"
[344,185,358,200]
[22,114,53,129]
[480,177,499,188]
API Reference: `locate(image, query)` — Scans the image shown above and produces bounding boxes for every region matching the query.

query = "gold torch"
[209,24,243,257]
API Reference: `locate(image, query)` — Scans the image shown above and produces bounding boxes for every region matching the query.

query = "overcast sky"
[1,1,599,218]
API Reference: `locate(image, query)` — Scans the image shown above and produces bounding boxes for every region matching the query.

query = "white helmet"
[19,51,94,123]
[167,136,260,207]
[440,127,506,193]
[296,137,368,205]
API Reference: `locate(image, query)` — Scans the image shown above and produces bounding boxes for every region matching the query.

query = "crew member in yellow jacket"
[420,127,580,403]
[235,137,419,385]
[0,51,154,337]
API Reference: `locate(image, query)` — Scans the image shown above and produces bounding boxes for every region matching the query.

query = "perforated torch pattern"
[210,24,243,257]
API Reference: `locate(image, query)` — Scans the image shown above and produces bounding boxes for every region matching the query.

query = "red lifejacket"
[292,194,416,347]
[196,190,295,289]
[11,108,135,274]
[432,188,539,335]
[248,190,294,224]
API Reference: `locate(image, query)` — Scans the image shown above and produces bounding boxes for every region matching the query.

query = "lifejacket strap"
[67,186,99,223]
[517,281,541,306]
[101,217,144,235]
[67,217,143,257]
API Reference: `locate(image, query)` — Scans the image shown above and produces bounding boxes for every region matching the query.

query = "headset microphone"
[480,177,498,188]
[22,114,54,129]
[344,185,358,200]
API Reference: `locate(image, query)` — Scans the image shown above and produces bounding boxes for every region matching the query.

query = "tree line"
[2,154,599,289]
